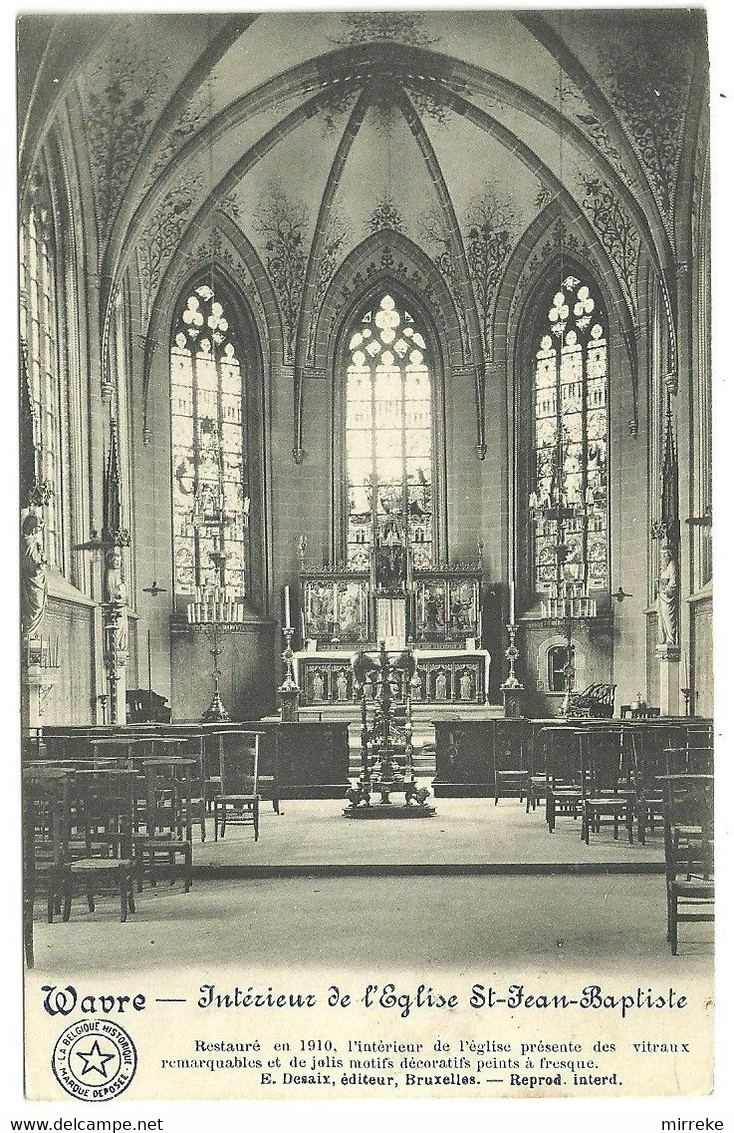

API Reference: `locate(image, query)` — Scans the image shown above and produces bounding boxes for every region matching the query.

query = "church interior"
[19,10,714,976]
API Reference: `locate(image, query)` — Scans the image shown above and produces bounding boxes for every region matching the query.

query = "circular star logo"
[52,1019,137,1101]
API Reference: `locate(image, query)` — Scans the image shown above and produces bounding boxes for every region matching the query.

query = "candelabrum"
[199,622,230,721]
[187,585,248,624]
[501,624,521,689]
[500,623,525,718]
[278,625,301,722]
[681,687,692,717]
[346,682,434,814]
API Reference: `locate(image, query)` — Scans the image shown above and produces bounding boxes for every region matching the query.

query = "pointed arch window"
[170,283,249,604]
[19,191,63,569]
[345,294,434,569]
[530,276,609,595]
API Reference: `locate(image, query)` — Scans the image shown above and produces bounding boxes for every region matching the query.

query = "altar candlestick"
[284,585,291,628]
[509,580,515,625]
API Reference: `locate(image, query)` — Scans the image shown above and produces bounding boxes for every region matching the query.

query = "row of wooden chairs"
[534,721,713,842]
[23,732,263,967]
[663,774,714,955]
[526,722,714,955]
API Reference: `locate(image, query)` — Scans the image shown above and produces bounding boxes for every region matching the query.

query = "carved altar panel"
[413,657,485,704]
[300,658,356,704]
[295,649,488,706]
[414,573,480,643]
[302,575,369,645]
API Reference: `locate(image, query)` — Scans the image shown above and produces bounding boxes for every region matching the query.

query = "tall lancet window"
[345,294,433,570]
[530,276,609,595]
[19,192,63,568]
[170,283,248,604]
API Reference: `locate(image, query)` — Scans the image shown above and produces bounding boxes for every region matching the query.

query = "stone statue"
[312,670,325,701]
[104,545,128,655]
[336,671,349,701]
[657,542,679,647]
[105,545,126,603]
[435,670,447,700]
[460,670,473,701]
[21,510,47,638]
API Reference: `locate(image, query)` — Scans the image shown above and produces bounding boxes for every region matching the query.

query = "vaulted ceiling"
[18,9,708,373]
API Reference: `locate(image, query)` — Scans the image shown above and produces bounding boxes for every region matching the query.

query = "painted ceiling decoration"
[19,10,707,458]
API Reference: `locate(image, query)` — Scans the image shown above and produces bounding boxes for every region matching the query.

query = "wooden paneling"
[692,596,713,717]
[43,598,95,724]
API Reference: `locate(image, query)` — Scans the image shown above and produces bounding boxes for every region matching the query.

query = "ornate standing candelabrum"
[278,625,301,722]
[200,622,230,721]
[500,622,525,718]
[345,647,435,817]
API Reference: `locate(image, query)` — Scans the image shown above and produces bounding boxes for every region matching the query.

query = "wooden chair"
[155,734,206,841]
[540,725,584,833]
[213,731,262,842]
[579,724,634,844]
[62,768,137,922]
[665,745,714,777]
[133,757,194,892]
[525,729,547,814]
[22,773,36,968]
[177,739,208,841]
[23,767,72,942]
[492,722,530,807]
[202,733,224,813]
[663,775,714,955]
[628,726,670,843]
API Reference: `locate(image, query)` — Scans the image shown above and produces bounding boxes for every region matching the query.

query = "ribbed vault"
[18,9,707,457]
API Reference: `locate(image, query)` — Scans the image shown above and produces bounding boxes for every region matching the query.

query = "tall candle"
[284,585,291,628]
[682,651,689,688]
[509,580,516,625]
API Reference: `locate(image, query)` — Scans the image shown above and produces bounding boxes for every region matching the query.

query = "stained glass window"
[19,199,63,569]
[170,284,248,602]
[532,276,609,593]
[345,294,433,569]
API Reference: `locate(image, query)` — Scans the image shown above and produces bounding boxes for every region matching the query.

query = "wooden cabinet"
[433,719,531,797]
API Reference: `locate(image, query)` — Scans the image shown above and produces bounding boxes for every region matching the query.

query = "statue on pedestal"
[657,542,679,647]
[21,510,48,638]
[104,545,129,656]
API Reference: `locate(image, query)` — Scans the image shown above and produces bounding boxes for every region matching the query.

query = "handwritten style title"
[41,982,688,1022]
[197,983,688,1021]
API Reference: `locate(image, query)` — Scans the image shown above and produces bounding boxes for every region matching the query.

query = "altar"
[294,647,490,705]
[295,528,489,706]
